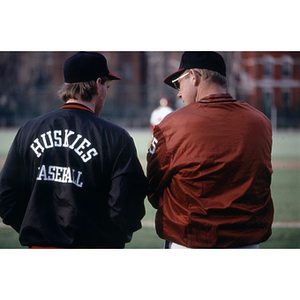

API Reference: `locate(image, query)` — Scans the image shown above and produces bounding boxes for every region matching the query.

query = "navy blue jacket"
[0,103,147,248]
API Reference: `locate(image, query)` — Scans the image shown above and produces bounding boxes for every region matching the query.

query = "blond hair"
[58,77,109,102]
[194,68,227,89]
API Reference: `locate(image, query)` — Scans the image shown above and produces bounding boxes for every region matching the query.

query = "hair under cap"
[164,51,226,89]
[64,51,121,83]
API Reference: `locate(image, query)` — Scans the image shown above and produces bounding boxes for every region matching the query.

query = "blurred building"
[0,51,299,129]
[232,51,300,128]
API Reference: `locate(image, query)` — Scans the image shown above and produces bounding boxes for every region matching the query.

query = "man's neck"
[66,98,95,113]
[196,84,227,102]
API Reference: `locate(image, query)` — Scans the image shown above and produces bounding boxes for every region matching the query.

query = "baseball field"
[0,128,299,249]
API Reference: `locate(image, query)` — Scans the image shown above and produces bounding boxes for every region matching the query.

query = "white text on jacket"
[30,129,98,162]
[37,165,83,187]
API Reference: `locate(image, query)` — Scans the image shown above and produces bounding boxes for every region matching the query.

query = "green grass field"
[0,128,299,248]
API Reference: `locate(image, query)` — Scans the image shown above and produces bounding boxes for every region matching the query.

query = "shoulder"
[157,104,196,127]
[237,100,272,124]
[152,106,192,143]
[93,116,130,136]
[18,109,60,132]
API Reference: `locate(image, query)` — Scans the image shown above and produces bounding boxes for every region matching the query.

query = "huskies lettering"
[30,130,98,162]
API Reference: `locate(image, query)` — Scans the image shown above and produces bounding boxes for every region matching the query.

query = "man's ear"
[190,69,201,87]
[95,78,102,93]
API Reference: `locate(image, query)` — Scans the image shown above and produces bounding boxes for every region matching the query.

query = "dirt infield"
[0,158,6,170]
[271,160,300,170]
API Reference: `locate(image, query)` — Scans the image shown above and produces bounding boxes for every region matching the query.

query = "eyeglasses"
[171,70,201,90]
[172,71,190,90]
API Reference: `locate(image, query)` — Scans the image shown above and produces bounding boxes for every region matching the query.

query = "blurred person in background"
[0,51,147,249]
[147,51,274,249]
[150,96,174,133]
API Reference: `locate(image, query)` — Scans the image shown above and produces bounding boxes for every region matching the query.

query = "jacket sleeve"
[147,126,172,209]
[108,136,147,242]
[0,131,30,232]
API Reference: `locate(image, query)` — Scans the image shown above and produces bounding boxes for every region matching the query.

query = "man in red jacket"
[147,52,274,249]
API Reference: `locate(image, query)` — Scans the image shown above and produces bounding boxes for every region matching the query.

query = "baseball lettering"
[30,129,98,163]
[37,165,83,188]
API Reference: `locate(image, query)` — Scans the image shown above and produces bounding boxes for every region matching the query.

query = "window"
[263,89,273,119]
[282,56,293,78]
[282,89,291,108]
[263,56,274,78]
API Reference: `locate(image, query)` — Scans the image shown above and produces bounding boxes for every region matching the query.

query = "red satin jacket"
[147,94,274,248]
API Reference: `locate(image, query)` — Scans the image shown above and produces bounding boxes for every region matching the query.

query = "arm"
[0,132,29,232]
[147,126,172,209]
[108,137,147,242]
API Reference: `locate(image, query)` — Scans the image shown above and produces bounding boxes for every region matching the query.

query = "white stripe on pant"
[164,241,259,249]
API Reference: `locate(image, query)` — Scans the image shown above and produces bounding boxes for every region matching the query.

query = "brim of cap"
[107,72,121,80]
[163,68,185,89]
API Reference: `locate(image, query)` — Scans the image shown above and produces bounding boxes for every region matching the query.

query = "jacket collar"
[197,93,236,103]
[61,102,96,114]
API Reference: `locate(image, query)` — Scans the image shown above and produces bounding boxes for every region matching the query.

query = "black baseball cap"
[164,51,226,89]
[64,51,121,83]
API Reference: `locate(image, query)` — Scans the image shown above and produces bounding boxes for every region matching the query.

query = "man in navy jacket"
[0,52,147,248]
